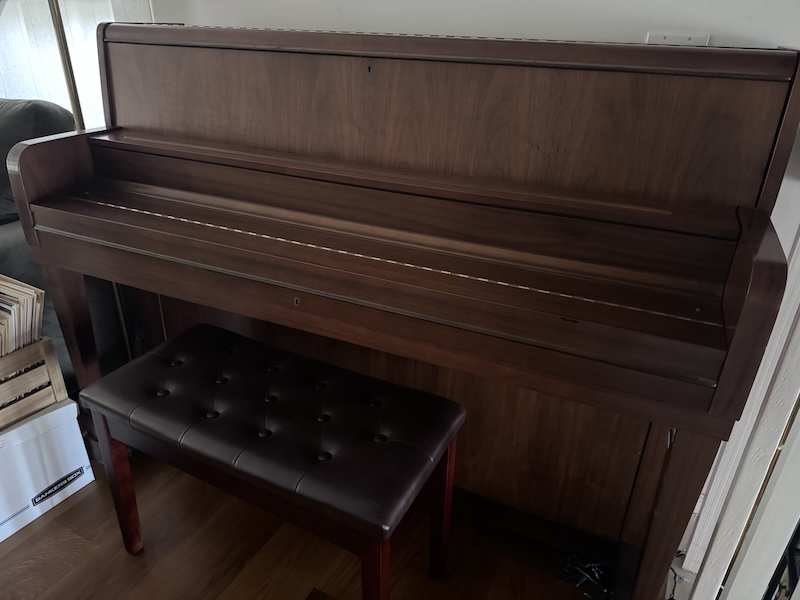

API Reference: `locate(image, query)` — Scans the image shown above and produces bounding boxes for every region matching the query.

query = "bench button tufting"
[206,410,220,418]
[315,382,327,390]
[156,389,170,397]
[170,360,182,367]
[266,365,279,372]
[258,429,272,438]
[374,434,387,443]
[369,399,382,407]
[221,349,234,356]
[265,394,278,403]
[318,451,332,462]
[215,376,228,384]
[317,414,330,423]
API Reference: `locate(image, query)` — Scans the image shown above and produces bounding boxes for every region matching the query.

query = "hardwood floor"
[2,455,591,600]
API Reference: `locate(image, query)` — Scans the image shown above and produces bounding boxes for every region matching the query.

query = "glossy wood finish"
[86,140,745,256]
[40,266,101,389]
[1,456,589,600]
[430,440,456,580]
[29,229,730,437]
[95,406,458,600]
[91,412,142,554]
[8,26,800,600]
[31,183,730,393]
[619,425,671,548]
[632,431,721,599]
[715,209,789,420]
[362,541,390,600]
[90,131,743,238]
[6,129,99,247]
[104,44,788,213]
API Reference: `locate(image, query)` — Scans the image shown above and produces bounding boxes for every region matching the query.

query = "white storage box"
[0,400,94,544]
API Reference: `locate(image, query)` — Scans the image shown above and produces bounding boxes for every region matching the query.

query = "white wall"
[719,298,800,597]
[152,0,800,48]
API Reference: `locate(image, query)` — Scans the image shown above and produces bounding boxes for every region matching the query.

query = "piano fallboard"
[33,174,728,383]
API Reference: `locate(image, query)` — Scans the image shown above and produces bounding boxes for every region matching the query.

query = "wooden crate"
[0,338,67,430]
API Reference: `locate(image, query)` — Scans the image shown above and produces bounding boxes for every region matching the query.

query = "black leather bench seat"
[80,324,466,541]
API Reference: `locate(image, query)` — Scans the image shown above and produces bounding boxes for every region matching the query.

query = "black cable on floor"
[668,566,678,600]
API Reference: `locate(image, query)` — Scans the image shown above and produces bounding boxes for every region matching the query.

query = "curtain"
[0,0,152,128]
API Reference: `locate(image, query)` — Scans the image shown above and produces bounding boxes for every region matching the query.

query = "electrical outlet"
[646,32,710,47]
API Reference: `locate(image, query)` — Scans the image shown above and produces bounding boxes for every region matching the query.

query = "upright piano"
[8,24,800,598]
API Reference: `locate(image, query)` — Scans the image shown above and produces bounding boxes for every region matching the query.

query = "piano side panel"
[714,209,787,419]
[102,42,788,212]
[154,297,653,541]
[6,129,100,247]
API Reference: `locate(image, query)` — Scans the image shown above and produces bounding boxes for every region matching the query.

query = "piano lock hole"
[293,297,300,307]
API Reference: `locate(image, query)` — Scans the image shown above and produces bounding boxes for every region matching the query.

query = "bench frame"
[92,410,457,600]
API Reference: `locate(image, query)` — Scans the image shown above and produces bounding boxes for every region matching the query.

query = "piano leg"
[430,438,457,579]
[361,539,391,600]
[633,429,720,599]
[42,265,102,388]
[92,411,143,554]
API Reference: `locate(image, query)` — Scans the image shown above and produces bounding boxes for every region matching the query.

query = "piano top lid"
[100,22,798,80]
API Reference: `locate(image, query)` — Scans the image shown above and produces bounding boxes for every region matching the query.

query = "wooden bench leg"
[430,438,457,579]
[362,539,391,600]
[92,411,143,554]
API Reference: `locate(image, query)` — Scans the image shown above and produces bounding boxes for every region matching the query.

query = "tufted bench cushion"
[80,324,466,541]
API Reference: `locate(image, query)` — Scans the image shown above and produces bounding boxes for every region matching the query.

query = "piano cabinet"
[8,24,800,599]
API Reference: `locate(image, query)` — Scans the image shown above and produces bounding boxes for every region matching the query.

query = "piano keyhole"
[293,297,300,307]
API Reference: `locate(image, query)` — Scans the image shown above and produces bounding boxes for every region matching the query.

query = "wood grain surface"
[105,43,787,212]
[156,299,651,541]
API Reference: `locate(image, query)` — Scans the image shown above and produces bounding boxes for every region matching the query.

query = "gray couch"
[1,98,128,394]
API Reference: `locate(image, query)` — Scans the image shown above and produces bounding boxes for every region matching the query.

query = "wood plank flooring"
[2,455,591,599]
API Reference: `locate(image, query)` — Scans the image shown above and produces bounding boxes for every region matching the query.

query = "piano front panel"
[154,296,655,541]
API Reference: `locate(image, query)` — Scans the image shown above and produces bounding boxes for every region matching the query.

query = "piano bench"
[80,323,466,600]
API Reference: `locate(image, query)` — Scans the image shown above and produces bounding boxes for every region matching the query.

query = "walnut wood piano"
[8,24,800,599]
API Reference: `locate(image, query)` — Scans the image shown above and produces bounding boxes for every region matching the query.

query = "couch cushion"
[1,99,74,223]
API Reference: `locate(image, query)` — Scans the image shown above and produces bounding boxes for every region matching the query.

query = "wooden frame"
[92,410,457,600]
[0,338,67,429]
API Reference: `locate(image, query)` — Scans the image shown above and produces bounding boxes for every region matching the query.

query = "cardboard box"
[0,400,94,544]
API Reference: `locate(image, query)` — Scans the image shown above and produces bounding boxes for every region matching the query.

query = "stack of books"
[0,275,44,357]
